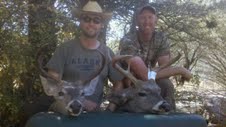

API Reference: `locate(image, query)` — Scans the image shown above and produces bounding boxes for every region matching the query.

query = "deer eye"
[58,91,64,96]
[138,92,147,97]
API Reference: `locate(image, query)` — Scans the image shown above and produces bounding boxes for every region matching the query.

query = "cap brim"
[137,5,156,15]
[72,7,112,22]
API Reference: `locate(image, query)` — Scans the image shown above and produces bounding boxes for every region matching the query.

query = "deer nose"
[70,104,82,114]
[67,100,83,116]
[152,100,171,112]
[159,102,171,112]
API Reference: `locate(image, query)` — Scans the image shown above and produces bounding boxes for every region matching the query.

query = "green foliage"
[107,40,120,54]
[0,0,226,126]
[0,93,22,126]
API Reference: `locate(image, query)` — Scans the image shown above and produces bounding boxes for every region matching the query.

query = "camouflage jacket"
[119,31,170,67]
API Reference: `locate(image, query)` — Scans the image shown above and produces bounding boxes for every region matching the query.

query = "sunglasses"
[81,16,102,24]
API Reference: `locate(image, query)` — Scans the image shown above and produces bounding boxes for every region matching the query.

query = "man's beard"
[82,29,99,38]
[140,26,154,35]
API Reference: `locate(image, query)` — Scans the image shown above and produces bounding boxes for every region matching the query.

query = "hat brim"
[72,8,112,22]
[137,5,156,15]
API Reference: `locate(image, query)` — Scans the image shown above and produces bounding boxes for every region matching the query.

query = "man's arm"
[156,66,192,80]
[125,54,192,81]
[156,54,192,80]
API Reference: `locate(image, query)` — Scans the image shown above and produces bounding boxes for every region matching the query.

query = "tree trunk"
[21,0,57,99]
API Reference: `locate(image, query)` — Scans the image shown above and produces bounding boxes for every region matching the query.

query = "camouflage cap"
[136,5,156,16]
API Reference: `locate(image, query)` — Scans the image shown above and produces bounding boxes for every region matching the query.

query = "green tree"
[0,0,226,126]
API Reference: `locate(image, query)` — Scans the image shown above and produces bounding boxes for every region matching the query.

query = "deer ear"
[107,90,134,106]
[40,75,61,96]
[107,93,128,105]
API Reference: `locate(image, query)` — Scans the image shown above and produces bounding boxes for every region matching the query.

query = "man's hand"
[180,68,192,81]
[107,103,117,112]
[83,99,98,112]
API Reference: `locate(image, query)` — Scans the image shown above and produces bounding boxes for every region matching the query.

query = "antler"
[152,53,181,72]
[112,55,138,85]
[36,44,62,83]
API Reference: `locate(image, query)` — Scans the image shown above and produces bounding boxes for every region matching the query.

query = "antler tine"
[82,49,106,85]
[153,52,181,72]
[112,55,138,85]
[37,44,61,82]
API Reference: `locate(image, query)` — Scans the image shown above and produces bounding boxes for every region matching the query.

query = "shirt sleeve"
[45,45,66,78]
[156,32,170,57]
[119,35,137,56]
[106,48,124,82]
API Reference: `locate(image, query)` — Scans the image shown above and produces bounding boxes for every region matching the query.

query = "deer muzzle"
[152,100,171,112]
[66,99,83,116]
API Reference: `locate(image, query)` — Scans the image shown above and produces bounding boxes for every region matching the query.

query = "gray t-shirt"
[46,38,123,104]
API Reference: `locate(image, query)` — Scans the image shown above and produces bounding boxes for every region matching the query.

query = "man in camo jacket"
[119,5,175,110]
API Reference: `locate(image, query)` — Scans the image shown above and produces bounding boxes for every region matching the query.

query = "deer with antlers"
[38,48,106,116]
[108,54,192,113]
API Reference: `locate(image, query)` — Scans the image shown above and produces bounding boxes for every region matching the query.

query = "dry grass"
[175,81,226,127]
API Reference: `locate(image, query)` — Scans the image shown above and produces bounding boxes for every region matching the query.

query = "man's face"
[80,14,103,38]
[137,10,157,34]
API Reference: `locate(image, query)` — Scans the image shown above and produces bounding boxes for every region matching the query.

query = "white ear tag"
[148,69,157,80]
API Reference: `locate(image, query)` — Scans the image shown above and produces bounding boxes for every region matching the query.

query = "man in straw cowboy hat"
[46,0,123,113]
[20,1,123,126]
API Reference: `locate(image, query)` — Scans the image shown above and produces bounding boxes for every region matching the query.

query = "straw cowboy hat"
[73,1,112,21]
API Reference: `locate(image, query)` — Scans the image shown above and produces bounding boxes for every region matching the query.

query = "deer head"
[38,48,105,116]
[108,54,182,113]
